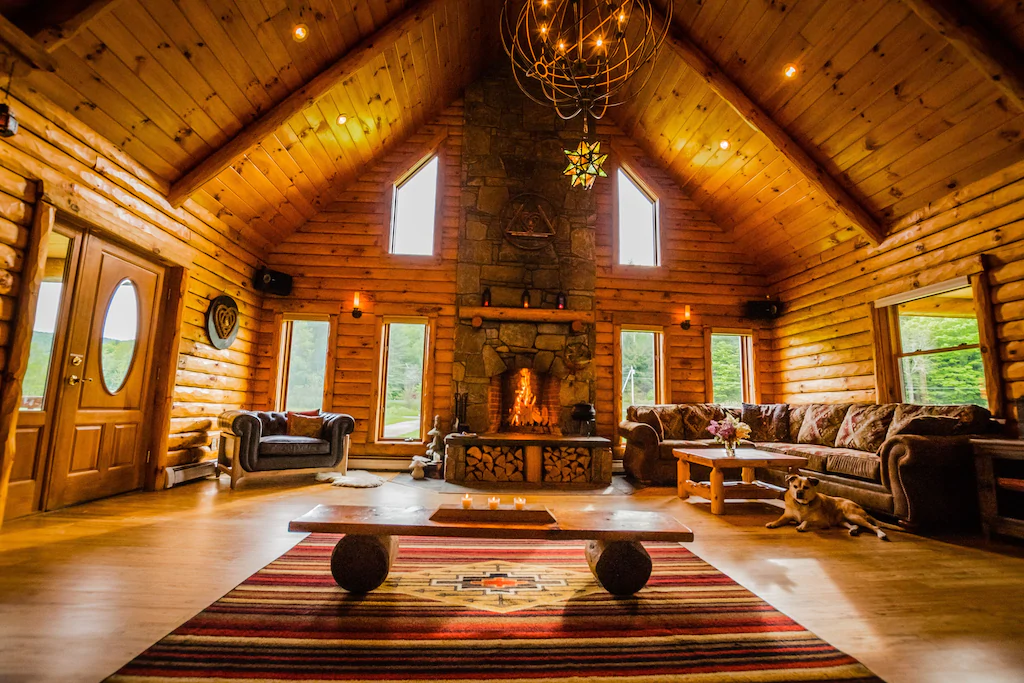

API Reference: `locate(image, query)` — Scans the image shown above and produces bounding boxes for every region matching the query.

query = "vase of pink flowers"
[707,415,751,456]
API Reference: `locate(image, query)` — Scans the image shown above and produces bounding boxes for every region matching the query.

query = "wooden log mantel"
[460,307,595,327]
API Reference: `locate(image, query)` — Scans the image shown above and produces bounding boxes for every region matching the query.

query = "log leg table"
[673,447,808,514]
[289,504,694,596]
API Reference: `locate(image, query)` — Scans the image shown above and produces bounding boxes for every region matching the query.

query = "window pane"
[900,348,987,408]
[621,331,657,419]
[284,320,330,412]
[383,323,426,439]
[100,279,139,394]
[391,156,439,255]
[617,169,657,266]
[897,286,979,353]
[22,233,71,411]
[711,334,744,407]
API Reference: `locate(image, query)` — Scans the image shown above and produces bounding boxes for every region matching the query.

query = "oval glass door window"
[100,279,139,393]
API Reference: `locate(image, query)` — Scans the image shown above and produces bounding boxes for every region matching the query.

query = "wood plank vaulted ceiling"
[9,0,1024,273]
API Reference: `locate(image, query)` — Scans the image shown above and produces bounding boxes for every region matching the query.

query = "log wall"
[252,106,463,456]
[768,159,1024,420]
[0,84,262,519]
[253,104,771,455]
[593,122,773,435]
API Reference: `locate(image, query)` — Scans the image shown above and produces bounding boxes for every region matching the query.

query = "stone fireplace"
[444,67,610,488]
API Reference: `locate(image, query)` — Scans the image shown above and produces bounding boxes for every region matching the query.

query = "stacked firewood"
[543,447,592,483]
[465,446,525,482]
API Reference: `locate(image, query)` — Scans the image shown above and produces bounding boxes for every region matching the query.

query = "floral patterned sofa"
[619,402,996,528]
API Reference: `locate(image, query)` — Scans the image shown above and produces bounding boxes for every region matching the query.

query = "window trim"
[384,138,446,260]
[373,315,434,444]
[870,271,1002,415]
[613,163,662,270]
[704,328,759,405]
[613,323,667,431]
[272,312,337,412]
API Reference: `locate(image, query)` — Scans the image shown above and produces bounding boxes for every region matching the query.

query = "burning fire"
[508,368,550,427]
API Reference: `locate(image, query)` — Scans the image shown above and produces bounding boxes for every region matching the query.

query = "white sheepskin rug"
[315,470,386,488]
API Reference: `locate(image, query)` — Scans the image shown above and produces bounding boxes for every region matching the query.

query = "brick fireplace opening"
[487,365,562,434]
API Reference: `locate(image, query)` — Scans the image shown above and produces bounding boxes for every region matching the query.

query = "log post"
[585,539,653,595]
[330,534,398,593]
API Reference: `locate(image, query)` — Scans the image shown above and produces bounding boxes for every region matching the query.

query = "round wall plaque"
[500,192,558,251]
[206,295,240,350]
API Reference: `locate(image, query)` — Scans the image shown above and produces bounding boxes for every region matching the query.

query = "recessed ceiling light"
[784,63,798,79]
[336,114,348,125]
[719,140,730,150]
[292,24,309,42]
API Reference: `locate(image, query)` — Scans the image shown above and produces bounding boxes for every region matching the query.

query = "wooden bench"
[289,504,694,595]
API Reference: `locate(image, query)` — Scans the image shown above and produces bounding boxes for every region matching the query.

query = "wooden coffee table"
[290,504,693,595]
[673,446,808,515]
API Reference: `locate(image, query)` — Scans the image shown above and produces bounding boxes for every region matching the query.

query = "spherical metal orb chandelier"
[501,0,672,120]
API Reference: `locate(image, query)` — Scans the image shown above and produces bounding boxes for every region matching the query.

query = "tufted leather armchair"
[217,410,355,488]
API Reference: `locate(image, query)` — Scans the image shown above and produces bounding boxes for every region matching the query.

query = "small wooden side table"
[673,447,808,514]
[970,438,1024,541]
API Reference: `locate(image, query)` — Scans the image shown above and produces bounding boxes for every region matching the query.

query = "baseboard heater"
[165,460,218,488]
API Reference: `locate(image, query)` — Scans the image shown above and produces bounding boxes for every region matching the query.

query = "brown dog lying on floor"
[766,474,889,541]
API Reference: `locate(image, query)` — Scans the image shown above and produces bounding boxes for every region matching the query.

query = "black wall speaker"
[745,299,784,320]
[253,266,293,296]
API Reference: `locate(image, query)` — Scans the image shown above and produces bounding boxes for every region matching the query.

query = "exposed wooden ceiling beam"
[167,0,443,208]
[34,0,125,53]
[656,11,887,245]
[0,15,56,72]
[901,0,1024,114]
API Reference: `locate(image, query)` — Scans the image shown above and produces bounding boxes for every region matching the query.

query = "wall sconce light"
[521,289,531,308]
[680,305,691,330]
[482,287,491,307]
[556,292,567,310]
[352,292,363,319]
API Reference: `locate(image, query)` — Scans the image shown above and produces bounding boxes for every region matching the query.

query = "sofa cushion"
[630,405,665,440]
[886,404,992,440]
[797,404,852,447]
[675,403,727,439]
[741,403,789,442]
[756,442,829,473]
[659,439,718,460]
[788,405,809,443]
[260,435,331,456]
[287,412,324,438]
[835,403,897,453]
[825,448,882,483]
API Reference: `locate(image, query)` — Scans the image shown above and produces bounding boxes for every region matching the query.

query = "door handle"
[67,375,93,386]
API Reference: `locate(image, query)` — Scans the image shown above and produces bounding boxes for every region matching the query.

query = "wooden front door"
[42,234,165,510]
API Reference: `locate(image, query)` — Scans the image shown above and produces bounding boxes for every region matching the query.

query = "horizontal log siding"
[0,88,263,517]
[594,122,772,437]
[253,107,463,457]
[768,159,1024,419]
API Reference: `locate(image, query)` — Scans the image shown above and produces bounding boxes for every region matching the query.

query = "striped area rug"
[107,535,882,682]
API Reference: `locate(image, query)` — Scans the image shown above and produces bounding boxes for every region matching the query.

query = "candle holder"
[514,497,526,510]
[487,496,501,510]
[461,494,473,509]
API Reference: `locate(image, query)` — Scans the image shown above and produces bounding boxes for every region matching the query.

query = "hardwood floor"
[1,474,1023,683]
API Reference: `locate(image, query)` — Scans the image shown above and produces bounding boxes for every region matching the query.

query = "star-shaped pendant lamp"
[563,139,608,190]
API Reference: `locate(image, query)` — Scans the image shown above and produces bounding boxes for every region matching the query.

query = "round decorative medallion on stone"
[500,192,558,251]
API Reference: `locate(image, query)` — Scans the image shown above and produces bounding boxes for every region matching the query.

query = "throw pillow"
[632,406,665,441]
[287,412,324,438]
[741,403,790,442]
[678,403,726,439]
[835,403,897,453]
[797,404,852,447]
[886,404,992,440]
[891,415,963,437]
[788,404,809,443]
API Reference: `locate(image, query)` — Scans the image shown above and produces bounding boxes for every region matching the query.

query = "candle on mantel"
[488,496,501,510]
[513,497,526,510]
[461,494,473,509]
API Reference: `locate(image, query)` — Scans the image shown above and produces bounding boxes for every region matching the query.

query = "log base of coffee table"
[330,534,398,593]
[585,539,653,595]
